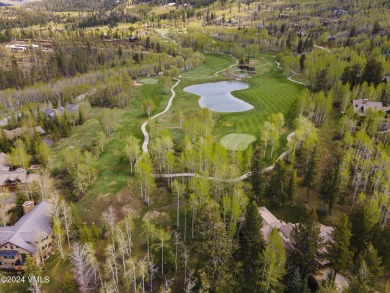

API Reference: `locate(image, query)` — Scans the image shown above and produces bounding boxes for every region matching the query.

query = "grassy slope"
[181,53,235,79]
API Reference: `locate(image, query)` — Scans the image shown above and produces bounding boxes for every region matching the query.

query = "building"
[258,207,333,269]
[44,104,79,119]
[3,126,45,141]
[352,99,390,116]
[0,153,38,191]
[0,201,53,270]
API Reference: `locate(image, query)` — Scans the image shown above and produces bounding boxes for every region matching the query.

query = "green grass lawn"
[139,77,159,85]
[181,53,235,79]
[165,55,302,141]
[219,133,257,150]
[214,60,303,137]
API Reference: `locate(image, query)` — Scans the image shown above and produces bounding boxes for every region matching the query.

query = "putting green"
[140,78,158,85]
[220,133,257,151]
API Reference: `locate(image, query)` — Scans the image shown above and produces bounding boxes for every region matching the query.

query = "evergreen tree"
[360,243,383,287]
[303,145,318,204]
[362,58,383,86]
[63,271,76,293]
[287,169,297,201]
[285,268,309,293]
[350,201,380,254]
[320,151,342,213]
[195,200,238,291]
[372,224,390,271]
[299,54,305,72]
[268,160,289,205]
[327,214,353,273]
[297,39,303,54]
[15,192,28,218]
[290,209,323,275]
[240,200,265,291]
[347,260,373,293]
[250,146,266,199]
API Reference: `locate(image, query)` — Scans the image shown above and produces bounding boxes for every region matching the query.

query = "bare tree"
[36,169,54,201]
[105,244,119,292]
[71,242,97,293]
[28,278,43,293]
[61,201,74,247]
[103,206,116,248]
[0,193,13,226]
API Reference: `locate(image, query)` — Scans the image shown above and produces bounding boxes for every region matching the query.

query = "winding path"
[274,61,307,86]
[141,78,181,152]
[139,47,304,181]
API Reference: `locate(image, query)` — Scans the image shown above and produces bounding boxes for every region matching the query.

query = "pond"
[183,81,254,113]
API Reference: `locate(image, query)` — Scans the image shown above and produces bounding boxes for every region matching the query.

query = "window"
[3,256,14,259]
[10,245,13,249]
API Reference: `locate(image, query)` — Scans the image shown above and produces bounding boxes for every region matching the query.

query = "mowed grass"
[169,55,302,140]
[219,133,257,150]
[139,78,158,85]
[213,58,303,137]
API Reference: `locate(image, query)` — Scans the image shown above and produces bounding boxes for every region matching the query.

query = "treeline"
[0,9,62,31]
[36,0,122,12]
[0,35,196,91]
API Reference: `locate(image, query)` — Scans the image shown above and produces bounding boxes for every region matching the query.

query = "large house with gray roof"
[0,201,53,270]
[258,207,349,291]
[259,206,333,269]
[352,99,390,116]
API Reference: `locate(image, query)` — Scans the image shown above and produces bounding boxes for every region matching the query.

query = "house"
[352,99,390,116]
[0,153,38,190]
[44,104,79,119]
[0,201,53,270]
[258,207,333,270]
[3,126,46,141]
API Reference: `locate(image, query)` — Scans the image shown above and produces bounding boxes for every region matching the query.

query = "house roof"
[44,104,78,118]
[3,126,46,140]
[0,168,27,186]
[352,99,390,116]
[258,206,333,254]
[258,206,286,241]
[0,202,52,253]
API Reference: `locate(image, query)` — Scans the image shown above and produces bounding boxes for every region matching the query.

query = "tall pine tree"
[290,209,323,275]
[251,146,266,199]
[240,200,265,291]
[327,213,353,273]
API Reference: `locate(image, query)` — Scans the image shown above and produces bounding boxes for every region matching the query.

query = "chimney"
[22,201,35,214]
[363,99,368,104]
